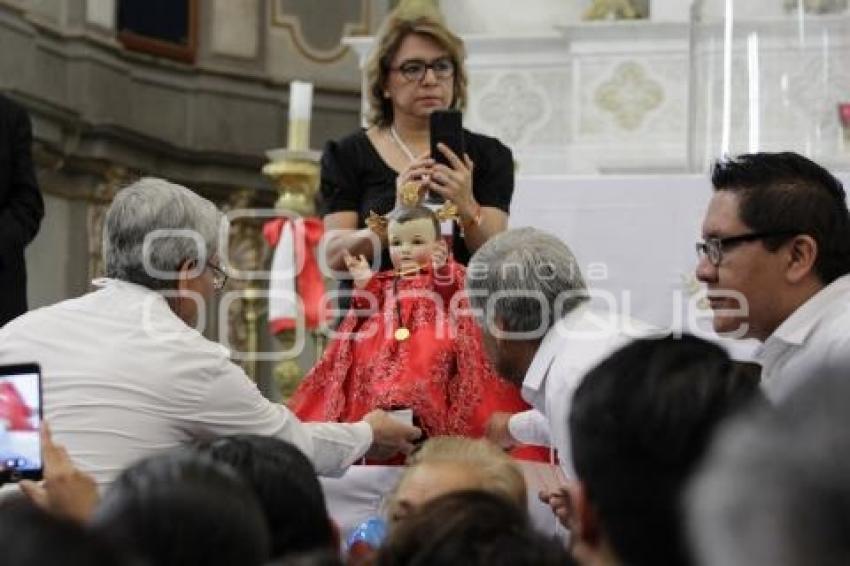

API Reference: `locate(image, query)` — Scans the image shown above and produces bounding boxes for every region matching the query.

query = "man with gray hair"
[688,370,850,566]
[0,178,419,489]
[467,227,652,483]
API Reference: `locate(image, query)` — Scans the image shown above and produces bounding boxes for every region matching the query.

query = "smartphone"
[428,109,465,204]
[387,408,414,427]
[0,363,43,482]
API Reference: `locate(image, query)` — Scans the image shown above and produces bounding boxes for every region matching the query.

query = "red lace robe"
[290,261,535,444]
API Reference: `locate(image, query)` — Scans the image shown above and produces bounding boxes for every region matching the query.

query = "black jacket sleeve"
[0,97,44,253]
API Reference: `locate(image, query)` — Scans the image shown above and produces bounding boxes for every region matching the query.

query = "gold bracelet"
[461,204,482,229]
[458,204,482,239]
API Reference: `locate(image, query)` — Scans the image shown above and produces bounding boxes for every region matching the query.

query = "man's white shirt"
[756,274,850,402]
[0,279,372,488]
[508,303,656,479]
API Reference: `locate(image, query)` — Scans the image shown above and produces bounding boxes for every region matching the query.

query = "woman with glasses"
[321,6,515,286]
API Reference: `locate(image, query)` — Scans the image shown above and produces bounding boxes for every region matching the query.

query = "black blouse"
[319,128,515,271]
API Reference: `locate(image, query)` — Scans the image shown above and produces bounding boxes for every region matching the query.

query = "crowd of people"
[2,5,850,566]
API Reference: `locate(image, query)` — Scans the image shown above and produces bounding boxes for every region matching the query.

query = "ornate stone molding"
[477,73,547,145]
[271,0,369,63]
[594,61,663,131]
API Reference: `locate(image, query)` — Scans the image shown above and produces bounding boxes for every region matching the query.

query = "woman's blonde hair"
[393,437,527,509]
[365,10,468,128]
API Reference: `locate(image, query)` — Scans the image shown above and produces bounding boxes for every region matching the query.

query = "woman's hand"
[19,422,100,523]
[428,143,478,219]
[395,153,434,206]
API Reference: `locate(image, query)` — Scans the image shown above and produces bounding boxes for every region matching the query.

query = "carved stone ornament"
[479,73,546,144]
[584,0,648,20]
[595,62,664,131]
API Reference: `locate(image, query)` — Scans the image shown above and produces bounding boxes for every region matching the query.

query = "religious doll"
[289,195,533,445]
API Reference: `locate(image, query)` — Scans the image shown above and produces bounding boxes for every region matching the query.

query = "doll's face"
[388,217,442,273]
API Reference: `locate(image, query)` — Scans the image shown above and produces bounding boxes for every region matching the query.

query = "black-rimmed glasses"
[695,231,797,266]
[391,57,455,82]
[207,261,228,291]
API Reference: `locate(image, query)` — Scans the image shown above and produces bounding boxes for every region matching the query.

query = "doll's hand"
[344,251,373,289]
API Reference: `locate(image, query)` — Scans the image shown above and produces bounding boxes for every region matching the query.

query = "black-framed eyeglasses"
[391,57,455,82]
[207,261,228,291]
[695,231,797,266]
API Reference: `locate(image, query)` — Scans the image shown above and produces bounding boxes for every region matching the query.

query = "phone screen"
[429,109,465,204]
[0,363,42,481]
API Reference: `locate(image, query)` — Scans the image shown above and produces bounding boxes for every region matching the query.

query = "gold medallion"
[394,327,411,341]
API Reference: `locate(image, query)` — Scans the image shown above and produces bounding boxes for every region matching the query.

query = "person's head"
[92,450,270,566]
[0,501,128,566]
[387,436,526,526]
[104,177,226,326]
[465,228,588,385]
[568,334,762,566]
[366,8,467,127]
[193,434,336,560]
[696,152,850,340]
[689,370,850,566]
[377,490,573,566]
[386,205,445,273]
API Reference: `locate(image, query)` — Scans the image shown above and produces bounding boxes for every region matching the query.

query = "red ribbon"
[840,103,850,128]
[263,217,326,333]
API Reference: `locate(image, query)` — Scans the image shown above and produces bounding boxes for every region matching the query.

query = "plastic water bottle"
[346,517,387,563]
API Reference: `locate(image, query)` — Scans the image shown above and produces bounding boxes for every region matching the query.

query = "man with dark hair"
[193,435,338,560]
[92,450,271,566]
[0,501,129,566]
[0,94,44,326]
[696,151,850,401]
[566,335,761,566]
[376,490,575,566]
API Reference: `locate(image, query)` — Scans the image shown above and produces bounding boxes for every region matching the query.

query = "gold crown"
[365,210,389,234]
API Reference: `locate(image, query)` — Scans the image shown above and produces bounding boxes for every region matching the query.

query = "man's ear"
[785,235,818,284]
[176,259,197,291]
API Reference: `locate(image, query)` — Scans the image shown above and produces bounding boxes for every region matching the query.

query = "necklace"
[393,276,410,341]
[389,125,417,163]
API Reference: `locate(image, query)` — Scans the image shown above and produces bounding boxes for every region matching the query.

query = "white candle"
[287,80,313,151]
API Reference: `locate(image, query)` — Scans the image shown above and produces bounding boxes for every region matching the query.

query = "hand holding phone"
[18,422,100,523]
[428,109,465,204]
